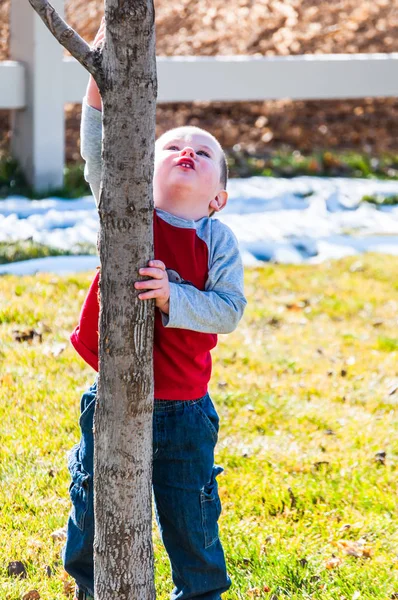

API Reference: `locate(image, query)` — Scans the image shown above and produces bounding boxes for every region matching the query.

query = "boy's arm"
[86,20,104,112]
[81,96,102,205]
[86,75,102,112]
[161,222,247,334]
[80,21,104,205]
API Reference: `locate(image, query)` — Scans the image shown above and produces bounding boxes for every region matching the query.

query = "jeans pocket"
[194,395,220,444]
[200,464,224,549]
[68,443,90,532]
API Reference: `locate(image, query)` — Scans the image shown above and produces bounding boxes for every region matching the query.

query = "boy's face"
[153,127,228,221]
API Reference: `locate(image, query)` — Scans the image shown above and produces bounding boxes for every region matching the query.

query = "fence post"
[10,0,65,193]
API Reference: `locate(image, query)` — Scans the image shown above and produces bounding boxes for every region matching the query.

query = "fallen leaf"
[285,302,302,311]
[325,555,342,569]
[44,565,52,577]
[334,539,372,558]
[265,535,275,544]
[349,261,364,272]
[372,320,384,327]
[12,329,42,343]
[313,460,330,470]
[28,538,45,550]
[267,316,281,327]
[288,487,297,509]
[51,526,67,542]
[1,373,14,386]
[63,579,75,596]
[375,450,386,465]
[37,321,51,333]
[43,343,67,357]
[7,560,27,578]
[61,569,75,596]
[22,591,40,600]
[248,587,262,597]
[298,557,308,567]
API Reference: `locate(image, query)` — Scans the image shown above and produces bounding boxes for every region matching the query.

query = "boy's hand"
[135,260,170,314]
[91,17,105,49]
[86,18,105,111]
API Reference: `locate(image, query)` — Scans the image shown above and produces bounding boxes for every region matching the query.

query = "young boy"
[62,20,247,600]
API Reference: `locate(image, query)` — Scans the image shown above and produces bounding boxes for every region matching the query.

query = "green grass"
[1,254,398,599]
[0,240,96,265]
[362,194,398,207]
[227,149,398,181]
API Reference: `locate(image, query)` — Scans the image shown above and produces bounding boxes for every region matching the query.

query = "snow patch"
[1,176,398,274]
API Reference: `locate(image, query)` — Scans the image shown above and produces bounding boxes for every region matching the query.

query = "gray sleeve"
[80,98,102,206]
[162,221,247,334]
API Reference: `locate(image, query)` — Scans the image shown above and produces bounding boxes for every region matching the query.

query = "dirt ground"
[1,0,398,161]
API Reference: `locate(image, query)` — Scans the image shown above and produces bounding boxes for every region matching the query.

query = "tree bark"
[95,1,157,598]
[28,1,157,598]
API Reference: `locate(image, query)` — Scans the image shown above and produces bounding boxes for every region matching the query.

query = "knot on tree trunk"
[108,3,150,23]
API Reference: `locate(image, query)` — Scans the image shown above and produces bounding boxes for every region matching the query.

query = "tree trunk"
[95,2,157,598]
[27,1,157,598]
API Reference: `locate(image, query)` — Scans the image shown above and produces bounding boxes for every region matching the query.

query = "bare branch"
[28,0,104,85]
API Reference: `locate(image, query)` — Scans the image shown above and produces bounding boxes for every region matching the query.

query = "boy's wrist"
[86,76,102,111]
[157,299,170,315]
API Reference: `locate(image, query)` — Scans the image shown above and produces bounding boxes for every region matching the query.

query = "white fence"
[2,0,398,191]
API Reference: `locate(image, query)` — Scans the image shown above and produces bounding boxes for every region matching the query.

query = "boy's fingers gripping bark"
[134,258,170,310]
[138,289,166,300]
[138,267,165,280]
[148,260,166,270]
[135,279,164,290]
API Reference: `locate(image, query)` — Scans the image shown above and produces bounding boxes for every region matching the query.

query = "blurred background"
[0,0,398,179]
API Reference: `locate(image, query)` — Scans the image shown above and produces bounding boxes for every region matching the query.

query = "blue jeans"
[62,380,231,599]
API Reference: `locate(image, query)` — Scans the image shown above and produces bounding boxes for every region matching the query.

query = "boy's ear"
[209,190,228,213]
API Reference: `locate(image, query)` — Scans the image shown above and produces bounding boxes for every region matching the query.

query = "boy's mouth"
[176,158,195,170]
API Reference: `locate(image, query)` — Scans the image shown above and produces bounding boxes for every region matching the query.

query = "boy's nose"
[180,147,195,158]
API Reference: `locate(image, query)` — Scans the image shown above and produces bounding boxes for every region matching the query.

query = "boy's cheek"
[153,157,170,180]
[200,168,219,191]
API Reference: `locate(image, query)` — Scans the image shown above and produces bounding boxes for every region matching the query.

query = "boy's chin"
[163,179,197,197]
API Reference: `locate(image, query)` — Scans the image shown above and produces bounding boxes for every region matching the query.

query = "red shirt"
[71,211,217,400]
